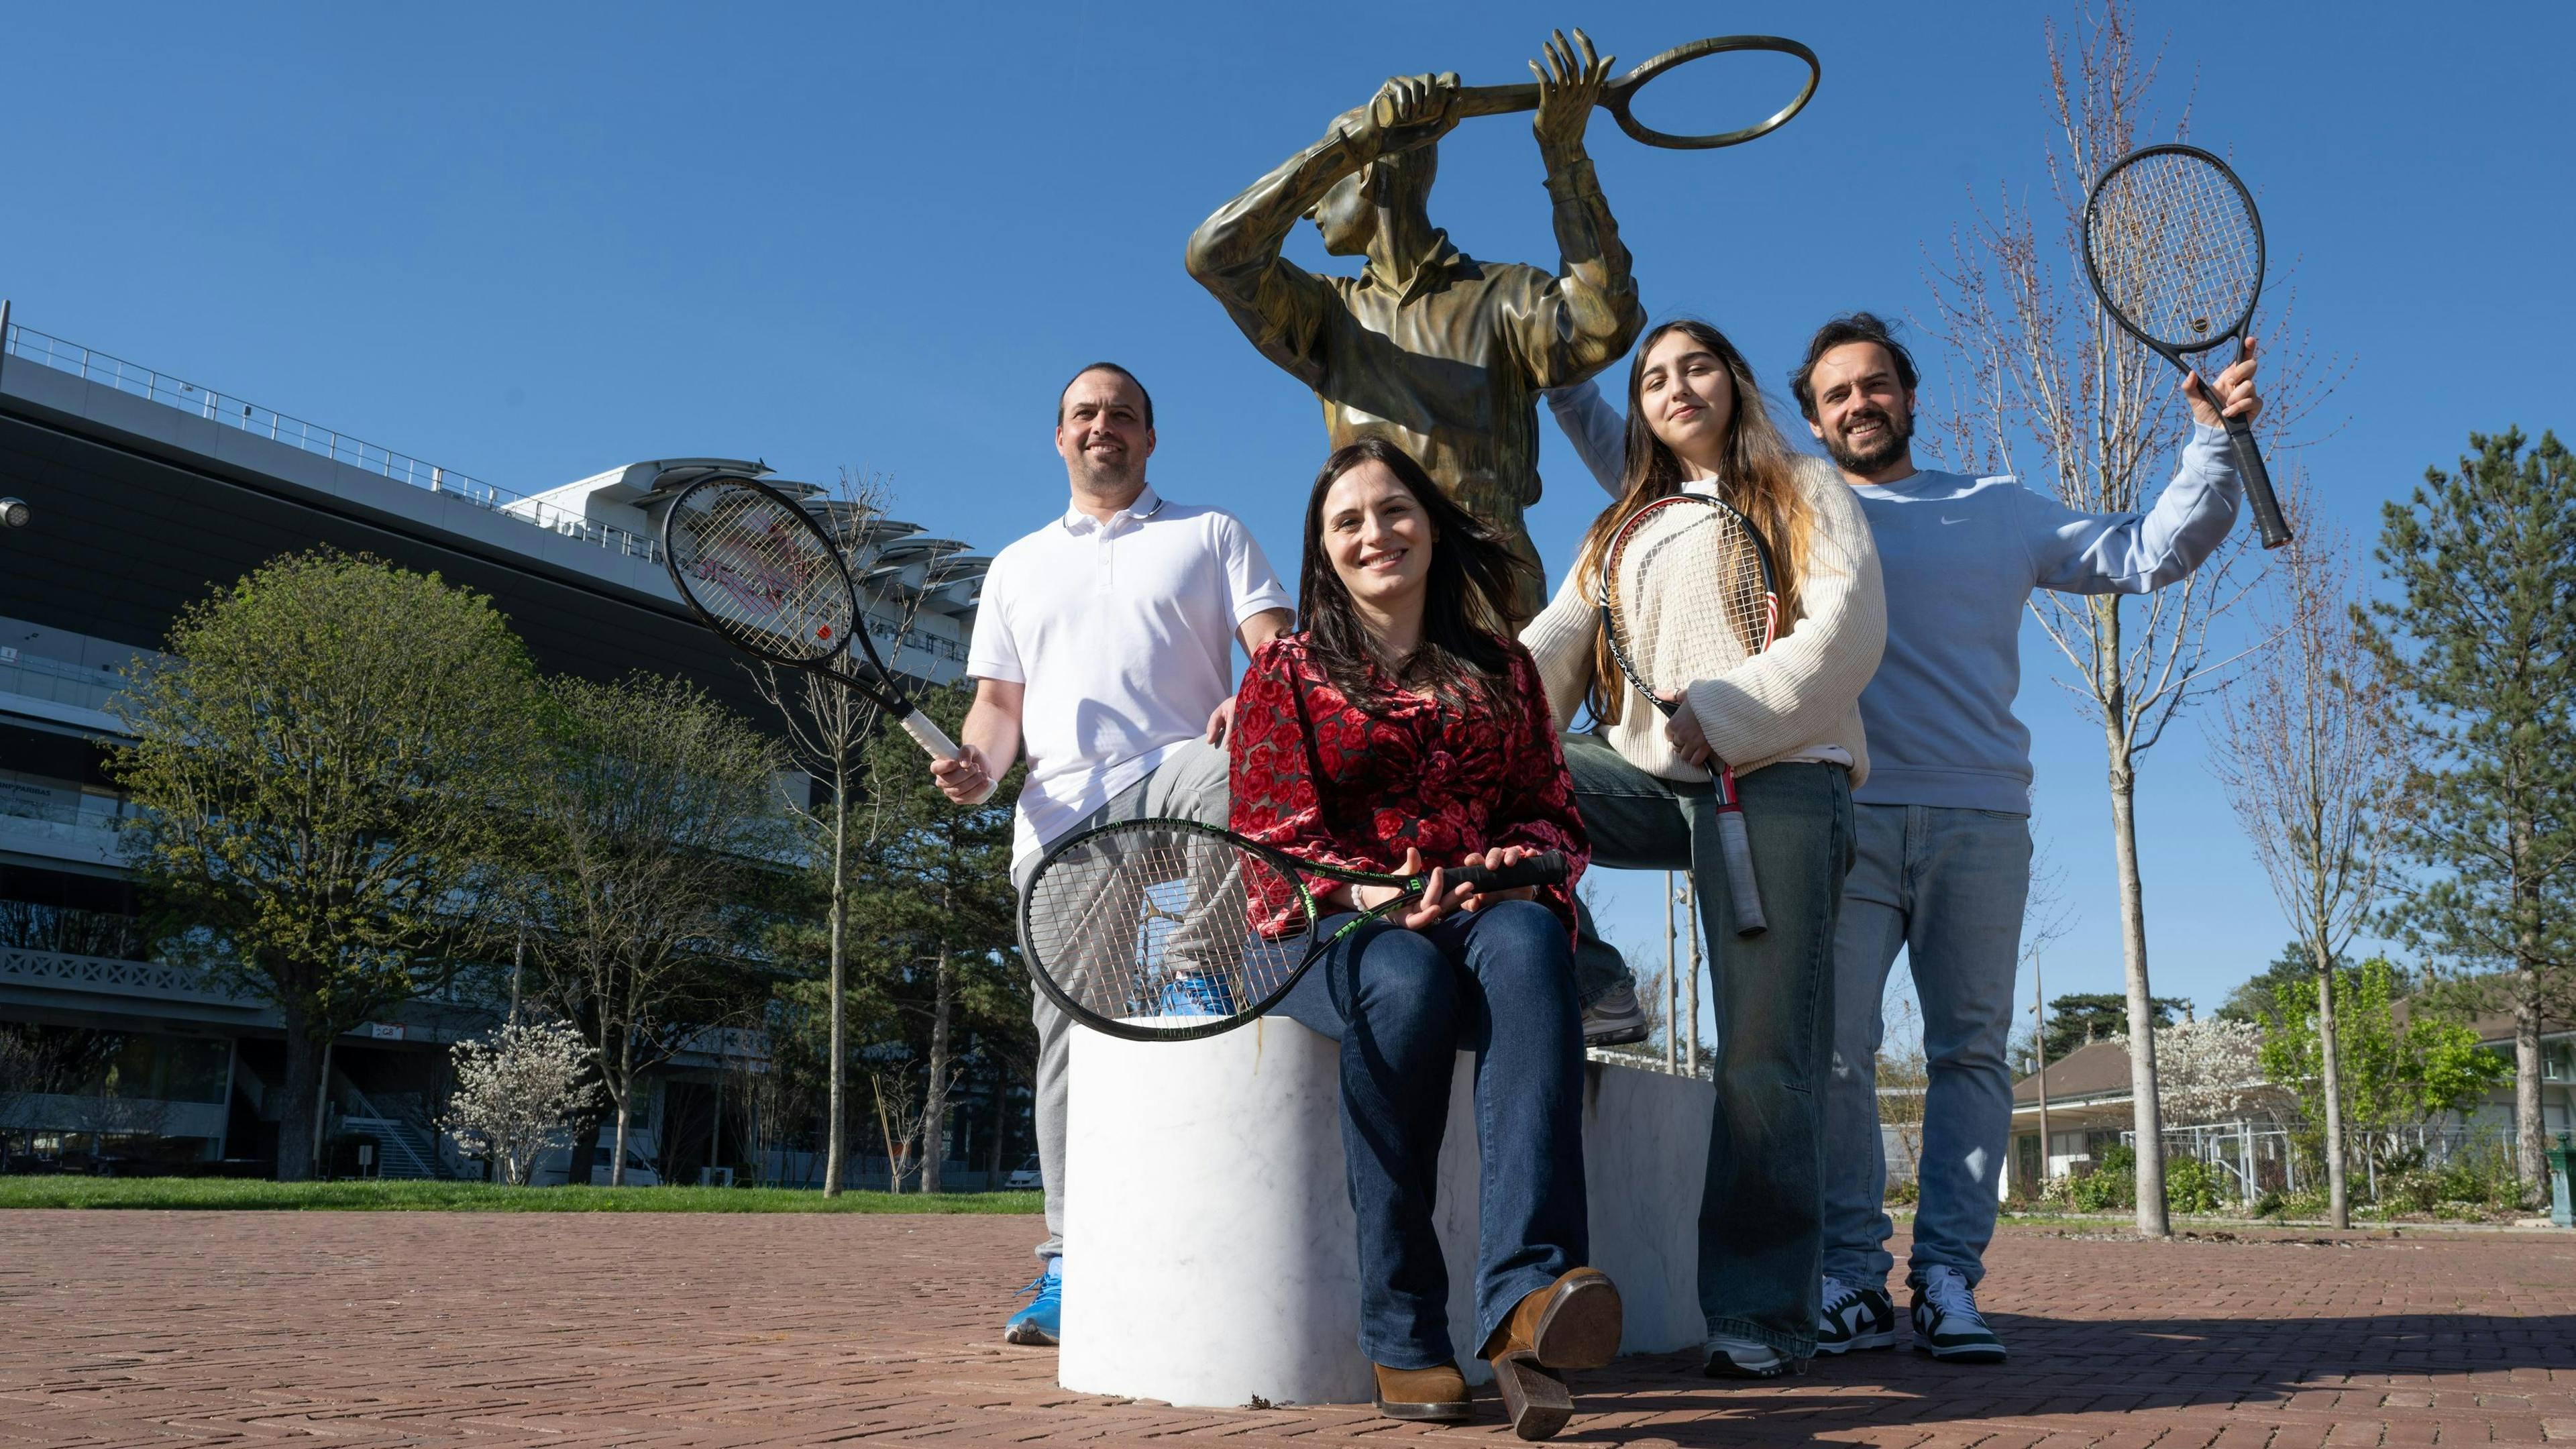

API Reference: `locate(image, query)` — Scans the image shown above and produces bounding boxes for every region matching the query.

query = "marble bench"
[1059,1019,1714,1408]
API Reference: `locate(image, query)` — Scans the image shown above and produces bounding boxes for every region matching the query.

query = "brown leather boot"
[1372,1361,1471,1423]
[1479,1268,1625,1442]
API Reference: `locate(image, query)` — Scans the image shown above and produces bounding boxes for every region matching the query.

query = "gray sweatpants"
[1011,739,1232,1265]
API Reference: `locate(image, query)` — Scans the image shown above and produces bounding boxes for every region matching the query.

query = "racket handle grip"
[2223,414,2293,551]
[1447,850,1570,892]
[1715,810,1768,937]
[898,708,961,761]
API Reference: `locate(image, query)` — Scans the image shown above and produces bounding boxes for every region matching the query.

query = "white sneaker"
[1702,1333,1799,1379]
[1815,1275,1900,1354]
[1909,1266,2006,1363]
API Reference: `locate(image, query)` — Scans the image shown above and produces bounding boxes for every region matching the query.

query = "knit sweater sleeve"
[1680,458,1887,767]
[1515,559,1601,733]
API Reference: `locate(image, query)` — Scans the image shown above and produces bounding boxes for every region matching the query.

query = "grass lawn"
[0,1177,1042,1214]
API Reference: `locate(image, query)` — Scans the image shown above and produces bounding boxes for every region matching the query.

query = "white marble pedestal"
[1058,1018,1711,1409]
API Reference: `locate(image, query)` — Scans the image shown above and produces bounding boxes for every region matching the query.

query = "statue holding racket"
[1185,28,1817,621]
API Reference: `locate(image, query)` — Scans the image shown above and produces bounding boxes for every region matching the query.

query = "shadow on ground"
[1558,1308,2576,1446]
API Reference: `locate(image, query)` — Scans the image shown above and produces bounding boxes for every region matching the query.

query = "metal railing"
[2,319,664,561]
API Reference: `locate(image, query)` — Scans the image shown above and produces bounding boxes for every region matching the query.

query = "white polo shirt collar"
[1060,484,1166,535]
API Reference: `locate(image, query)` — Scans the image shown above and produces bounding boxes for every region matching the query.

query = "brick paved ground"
[0,1210,2569,1447]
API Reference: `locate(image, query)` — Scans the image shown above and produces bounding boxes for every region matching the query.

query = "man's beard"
[1823,404,1913,474]
[1070,447,1145,494]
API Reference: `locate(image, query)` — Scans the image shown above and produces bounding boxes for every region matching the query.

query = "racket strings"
[665,485,857,664]
[1603,503,1776,705]
[2088,152,2261,350]
[1024,826,1305,1027]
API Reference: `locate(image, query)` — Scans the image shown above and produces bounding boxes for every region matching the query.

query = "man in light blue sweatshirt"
[1546,311,2259,1368]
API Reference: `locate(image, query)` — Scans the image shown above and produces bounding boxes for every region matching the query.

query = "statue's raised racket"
[1597,493,1779,937]
[1020,818,1568,1042]
[1415,32,1820,151]
[659,474,959,759]
[2083,142,2292,549]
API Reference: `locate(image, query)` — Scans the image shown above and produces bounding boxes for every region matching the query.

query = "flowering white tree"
[442,1020,597,1187]
[2118,1018,2271,1127]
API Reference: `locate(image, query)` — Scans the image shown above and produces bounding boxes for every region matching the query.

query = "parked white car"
[1003,1155,1040,1191]
[588,1152,661,1187]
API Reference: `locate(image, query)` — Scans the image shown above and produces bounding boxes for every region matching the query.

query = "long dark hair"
[1572,318,1817,725]
[1295,436,1532,716]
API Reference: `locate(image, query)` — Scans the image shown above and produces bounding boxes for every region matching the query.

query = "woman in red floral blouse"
[1230,437,1616,1441]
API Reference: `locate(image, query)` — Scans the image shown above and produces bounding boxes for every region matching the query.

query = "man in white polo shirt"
[932,361,1293,1347]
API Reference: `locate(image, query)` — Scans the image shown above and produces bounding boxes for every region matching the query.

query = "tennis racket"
[1596,492,1779,937]
[1408,32,1820,152]
[659,474,960,759]
[1020,817,1569,1042]
[2082,142,2292,549]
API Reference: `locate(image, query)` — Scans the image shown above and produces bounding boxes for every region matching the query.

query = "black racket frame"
[657,474,959,757]
[2080,142,2294,549]
[1019,815,1568,1042]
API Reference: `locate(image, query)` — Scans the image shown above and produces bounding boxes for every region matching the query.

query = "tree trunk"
[2310,941,2350,1229]
[2106,738,2169,1236]
[824,764,849,1198]
[873,1077,901,1195]
[609,1028,634,1187]
[985,1057,1010,1187]
[309,1035,335,1180]
[922,947,954,1195]
[275,1001,323,1183]
[2516,981,2546,1187]
[566,1110,601,1187]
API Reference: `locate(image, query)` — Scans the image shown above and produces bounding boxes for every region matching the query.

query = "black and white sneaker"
[1909,1266,2006,1363]
[1582,983,1650,1047]
[1815,1276,1900,1354]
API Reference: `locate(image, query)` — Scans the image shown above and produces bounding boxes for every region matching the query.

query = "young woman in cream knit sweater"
[1520,319,1884,1378]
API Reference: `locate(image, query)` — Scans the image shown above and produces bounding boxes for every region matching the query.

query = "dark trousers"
[1271,898,1588,1369]
[1561,733,1853,1357]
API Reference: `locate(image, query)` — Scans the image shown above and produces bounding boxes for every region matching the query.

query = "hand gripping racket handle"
[1714,810,1768,937]
[1444,851,1570,893]
[2223,414,2294,550]
[896,708,961,761]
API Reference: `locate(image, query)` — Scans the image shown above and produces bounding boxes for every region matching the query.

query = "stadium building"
[0,305,995,1183]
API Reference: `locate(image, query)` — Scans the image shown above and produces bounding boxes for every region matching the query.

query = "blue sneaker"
[1159,975,1236,1016]
[1004,1259,1061,1346]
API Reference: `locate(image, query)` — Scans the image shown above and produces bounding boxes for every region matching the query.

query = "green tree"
[2045,991,2185,1062]
[2259,956,2510,1186]
[845,682,1021,1192]
[2218,944,2314,1028]
[747,469,912,1197]
[518,673,790,1185]
[110,551,543,1180]
[2358,427,2576,1185]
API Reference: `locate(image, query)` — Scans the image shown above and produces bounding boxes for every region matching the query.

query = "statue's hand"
[1529,28,1613,152]
[1355,71,1460,161]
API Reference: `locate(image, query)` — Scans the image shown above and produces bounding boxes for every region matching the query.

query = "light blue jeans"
[1822,804,2030,1290]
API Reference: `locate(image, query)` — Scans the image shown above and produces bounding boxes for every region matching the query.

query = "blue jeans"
[1823,804,2031,1290]
[1269,899,1587,1369]
[1560,734,1851,1357]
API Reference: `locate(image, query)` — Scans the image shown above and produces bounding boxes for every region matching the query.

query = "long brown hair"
[1296,437,1534,717]
[1572,319,1818,727]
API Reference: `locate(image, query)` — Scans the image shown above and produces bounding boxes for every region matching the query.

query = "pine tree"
[2358,427,2576,1186]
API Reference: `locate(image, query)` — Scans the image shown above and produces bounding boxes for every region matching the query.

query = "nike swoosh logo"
[1940,516,1970,525]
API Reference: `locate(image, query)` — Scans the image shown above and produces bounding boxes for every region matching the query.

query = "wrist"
[1541,152,1600,201]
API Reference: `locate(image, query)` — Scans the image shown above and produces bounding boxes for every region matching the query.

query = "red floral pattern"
[1227,633,1589,938]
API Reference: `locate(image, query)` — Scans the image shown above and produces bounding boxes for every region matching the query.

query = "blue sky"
[5,3,2571,1030]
